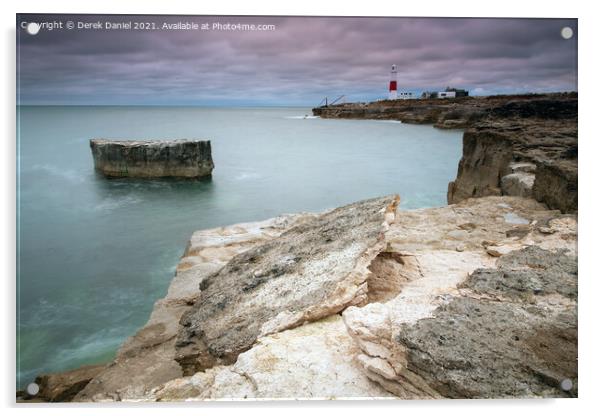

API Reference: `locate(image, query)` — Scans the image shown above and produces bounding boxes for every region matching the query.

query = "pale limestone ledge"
[149,315,394,401]
[74,195,577,401]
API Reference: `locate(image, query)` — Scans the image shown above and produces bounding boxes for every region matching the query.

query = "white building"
[398,91,415,100]
[437,91,456,98]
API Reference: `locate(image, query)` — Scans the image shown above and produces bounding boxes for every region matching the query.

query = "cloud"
[16,15,577,105]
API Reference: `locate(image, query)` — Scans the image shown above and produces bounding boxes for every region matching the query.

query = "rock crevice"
[341,197,577,399]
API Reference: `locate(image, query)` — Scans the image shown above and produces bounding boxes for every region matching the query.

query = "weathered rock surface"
[313,93,577,213]
[90,139,214,178]
[501,172,535,198]
[501,162,537,198]
[149,316,393,400]
[533,159,578,214]
[396,247,577,398]
[342,196,577,399]
[174,195,400,375]
[448,107,577,213]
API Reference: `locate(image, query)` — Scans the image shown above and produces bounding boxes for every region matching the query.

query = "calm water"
[16,106,462,387]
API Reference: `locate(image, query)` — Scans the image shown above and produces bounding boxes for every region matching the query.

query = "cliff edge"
[313,93,577,213]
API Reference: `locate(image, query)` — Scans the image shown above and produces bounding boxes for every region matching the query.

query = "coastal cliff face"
[313,94,577,213]
[34,195,574,402]
[90,139,214,178]
[448,100,577,213]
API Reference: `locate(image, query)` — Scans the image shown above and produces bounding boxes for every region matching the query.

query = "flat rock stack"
[90,139,214,178]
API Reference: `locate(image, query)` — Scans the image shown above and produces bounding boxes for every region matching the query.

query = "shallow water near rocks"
[16,106,462,387]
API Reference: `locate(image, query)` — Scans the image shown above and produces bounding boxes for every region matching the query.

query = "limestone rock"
[463,245,577,301]
[444,103,576,213]
[507,161,537,174]
[148,316,393,401]
[57,196,575,402]
[533,160,578,214]
[501,172,535,198]
[175,195,400,375]
[342,197,577,398]
[485,243,523,257]
[90,139,214,178]
[446,107,577,213]
[396,247,577,398]
[490,98,577,119]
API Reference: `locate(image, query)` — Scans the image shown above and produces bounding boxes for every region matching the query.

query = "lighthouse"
[389,64,398,100]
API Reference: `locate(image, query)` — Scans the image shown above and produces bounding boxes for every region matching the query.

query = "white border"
[2,1,600,415]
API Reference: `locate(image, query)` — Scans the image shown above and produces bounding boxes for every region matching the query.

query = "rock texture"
[174,195,400,375]
[17,364,105,402]
[90,139,214,178]
[501,162,536,198]
[448,102,577,213]
[149,316,393,400]
[342,196,577,399]
[395,247,577,398]
[313,93,577,213]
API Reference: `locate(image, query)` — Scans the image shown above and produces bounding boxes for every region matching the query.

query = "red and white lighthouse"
[388,64,398,100]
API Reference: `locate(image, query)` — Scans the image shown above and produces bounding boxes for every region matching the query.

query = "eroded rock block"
[175,195,400,375]
[342,196,577,399]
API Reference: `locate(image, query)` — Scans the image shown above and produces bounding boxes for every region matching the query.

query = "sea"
[16,106,462,388]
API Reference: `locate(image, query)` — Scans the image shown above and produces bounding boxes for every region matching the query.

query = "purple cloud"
[16,15,577,105]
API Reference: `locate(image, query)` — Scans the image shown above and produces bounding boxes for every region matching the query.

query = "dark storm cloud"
[16,15,577,105]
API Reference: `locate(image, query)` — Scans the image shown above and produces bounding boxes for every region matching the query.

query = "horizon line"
[16,91,578,108]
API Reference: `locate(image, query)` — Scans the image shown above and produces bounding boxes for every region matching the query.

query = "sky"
[16,15,578,106]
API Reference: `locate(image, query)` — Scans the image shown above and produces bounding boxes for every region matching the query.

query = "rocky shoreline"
[313,93,577,213]
[21,94,578,402]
